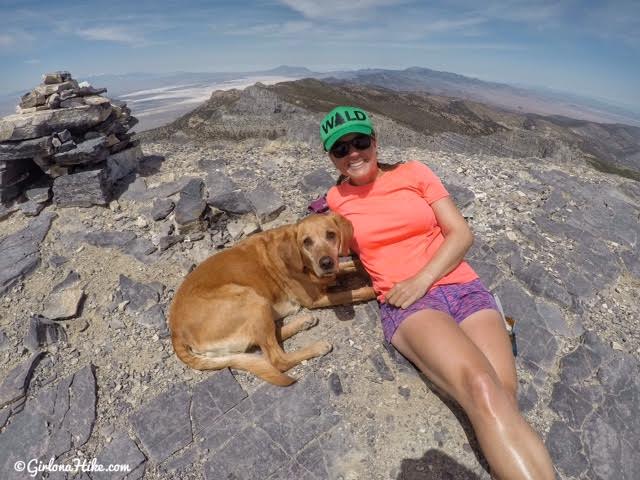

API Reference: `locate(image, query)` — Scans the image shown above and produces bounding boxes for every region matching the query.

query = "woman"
[321,106,555,480]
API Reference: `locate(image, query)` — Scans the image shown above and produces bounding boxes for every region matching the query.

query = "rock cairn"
[0,71,141,206]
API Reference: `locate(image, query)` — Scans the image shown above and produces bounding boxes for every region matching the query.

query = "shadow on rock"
[397,448,483,479]
[137,154,165,177]
[419,373,490,475]
[385,343,491,475]
[333,304,356,321]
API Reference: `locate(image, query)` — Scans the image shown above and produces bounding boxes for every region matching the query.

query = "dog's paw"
[314,341,333,356]
[301,315,319,330]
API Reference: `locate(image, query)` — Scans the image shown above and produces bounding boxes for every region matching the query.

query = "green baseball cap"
[320,106,374,151]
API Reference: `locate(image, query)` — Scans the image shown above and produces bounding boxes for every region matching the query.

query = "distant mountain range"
[143,77,640,182]
[1,65,639,130]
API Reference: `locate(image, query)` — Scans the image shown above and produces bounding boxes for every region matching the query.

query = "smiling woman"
[321,105,557,480]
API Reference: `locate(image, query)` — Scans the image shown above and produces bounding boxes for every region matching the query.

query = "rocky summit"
[0,77,639,480]
[0,71,141,207]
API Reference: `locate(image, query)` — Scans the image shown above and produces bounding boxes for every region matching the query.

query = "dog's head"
[296,213,353,279]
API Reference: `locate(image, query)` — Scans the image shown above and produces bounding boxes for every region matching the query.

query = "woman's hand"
[385,272,434,309]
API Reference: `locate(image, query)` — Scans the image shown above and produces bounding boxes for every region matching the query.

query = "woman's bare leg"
[391,309,555,480]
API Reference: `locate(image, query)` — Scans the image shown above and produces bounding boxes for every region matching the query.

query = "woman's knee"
[462,369,513,418]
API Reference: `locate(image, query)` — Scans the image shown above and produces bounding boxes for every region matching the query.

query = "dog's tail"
[171,336,296,386]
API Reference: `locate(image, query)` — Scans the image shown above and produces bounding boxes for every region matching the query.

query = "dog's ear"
[331,213,353,256]
[278,227,304,272]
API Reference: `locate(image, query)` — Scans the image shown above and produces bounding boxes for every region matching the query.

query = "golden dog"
[169,213,375,386]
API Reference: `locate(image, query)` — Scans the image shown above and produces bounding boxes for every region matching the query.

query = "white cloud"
[418,17,486,35]
[0,30,35,50]
[24,59,41,64]
[223,20,313,36]
[76,26,144,45]
[486,2,564,23]
[278,0,405,19]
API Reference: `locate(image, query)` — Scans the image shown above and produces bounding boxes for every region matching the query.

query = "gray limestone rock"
[56,128,72,143]
[268,459,316,480]
[25,186,51,203]
[62,364,97,449]
[246,183,285,223]
[49,254,68,268]
[52,135,109,166]
[583,414,622,480]
[129,385,192,463]
[249,375,341,456]
[53,270,81,292]
[121,176,194,202]
[207,190,253,214]
[546,421,589,478]
[0,135,54,160]
[105,144,142,184]
[92,432,147,480]
[467,259,501,289]
[0,397,51,479]
[0,103,112,142]
[43,71,72,84]
[85,230,136,248]
[382,340,419,376]
[41,286,84,320]
[19,199,45,216]
[137,304,169,337]
[197,407,248,453]
[289,426,358,480]
[536,299,578,338]
[91,432,147,480]
[299,168,335,196]
[204,171,235,198]
[159,234,184,251]
[0,406,10,428]
[19,89,46,109]
[0,330,9,350]
[35,79,78,97]
[446,183,475,209]
[549,383,595,427]
[1,157,43,202]
[203,426,289,480]
[150,198,174,221]
[198,157,226,172]
[115,275,161,313]
[0,364,97,469]
[0,352,44,408]
[24,315,67,352]
[494,280,558,374]
[368,352,395,381]
[123,237,157,262]
[621,248,640,278]
[190,369,247,436]
[0,212,55,295]
[329,372,343,396]
[53,168,111,207]
[160,446,201,477]
[174,178,206,233]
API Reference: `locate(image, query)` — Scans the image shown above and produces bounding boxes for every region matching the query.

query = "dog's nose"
[319,256,334,271]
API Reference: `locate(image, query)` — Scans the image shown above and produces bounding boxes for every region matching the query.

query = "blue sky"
[1,0,639,109]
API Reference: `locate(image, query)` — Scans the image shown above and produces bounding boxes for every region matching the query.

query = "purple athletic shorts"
[379,279,498,342]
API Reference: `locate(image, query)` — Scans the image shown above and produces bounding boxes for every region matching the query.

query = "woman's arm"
[385,196,474,308]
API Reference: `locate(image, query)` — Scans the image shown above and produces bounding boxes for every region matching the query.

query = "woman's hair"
[335,161,404,186]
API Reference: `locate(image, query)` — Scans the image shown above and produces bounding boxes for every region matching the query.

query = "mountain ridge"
[141,78,640,182]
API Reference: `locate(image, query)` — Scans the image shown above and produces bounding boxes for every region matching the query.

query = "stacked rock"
[0,71,141,206]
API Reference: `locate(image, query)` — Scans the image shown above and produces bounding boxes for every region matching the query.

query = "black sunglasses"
[329,134,372,158]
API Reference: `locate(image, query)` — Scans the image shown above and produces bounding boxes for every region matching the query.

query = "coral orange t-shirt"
[327,161,478,301]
